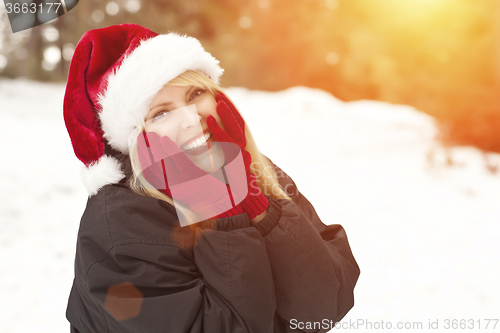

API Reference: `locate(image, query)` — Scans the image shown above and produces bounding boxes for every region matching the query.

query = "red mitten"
[136,131,244,221]
[207,92,269,220]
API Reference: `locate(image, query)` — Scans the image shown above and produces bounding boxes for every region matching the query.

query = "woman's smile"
[180,130,213,151]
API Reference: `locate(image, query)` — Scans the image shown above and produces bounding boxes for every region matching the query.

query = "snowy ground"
[1,79,499,333]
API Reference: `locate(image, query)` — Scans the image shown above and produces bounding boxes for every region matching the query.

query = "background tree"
[1,0,499,152]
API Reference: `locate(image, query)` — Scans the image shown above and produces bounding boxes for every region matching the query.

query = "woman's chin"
[183,140,225,173]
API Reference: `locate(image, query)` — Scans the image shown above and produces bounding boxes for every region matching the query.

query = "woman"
[64,24,360,333]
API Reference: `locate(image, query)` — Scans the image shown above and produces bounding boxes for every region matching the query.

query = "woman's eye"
[190,89,204,101]
[151,111,167,122]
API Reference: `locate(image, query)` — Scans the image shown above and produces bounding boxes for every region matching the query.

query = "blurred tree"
[1,0,499,152]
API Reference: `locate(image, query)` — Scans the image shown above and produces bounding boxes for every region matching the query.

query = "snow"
[1,79,499,332]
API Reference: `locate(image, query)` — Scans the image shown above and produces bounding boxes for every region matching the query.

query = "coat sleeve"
[83,215,276,333]
[253,161,360,332]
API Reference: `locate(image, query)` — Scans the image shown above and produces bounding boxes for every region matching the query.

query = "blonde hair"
[128,70,290,226]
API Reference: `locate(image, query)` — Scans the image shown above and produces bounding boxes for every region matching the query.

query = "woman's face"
[145,85,222,153]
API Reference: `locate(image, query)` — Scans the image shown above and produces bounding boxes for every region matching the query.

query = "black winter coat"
[66,162,360,333]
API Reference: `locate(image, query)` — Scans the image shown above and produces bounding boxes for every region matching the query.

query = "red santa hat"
[63,24,224,195]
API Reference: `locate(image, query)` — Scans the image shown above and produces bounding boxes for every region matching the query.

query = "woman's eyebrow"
[151,101,172,110]
[151,87,195,110]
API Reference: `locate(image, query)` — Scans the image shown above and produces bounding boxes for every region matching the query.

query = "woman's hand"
[207,92,269,220]
[136,131,244,221]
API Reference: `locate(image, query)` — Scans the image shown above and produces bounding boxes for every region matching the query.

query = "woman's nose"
[194,104,212,123]
[179,108,203,129]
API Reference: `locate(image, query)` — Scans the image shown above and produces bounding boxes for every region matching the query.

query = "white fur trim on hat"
[98,32,224,154]
[81,155,126,196]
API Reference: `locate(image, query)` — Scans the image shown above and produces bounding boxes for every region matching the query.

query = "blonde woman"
[64,24,359,333]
